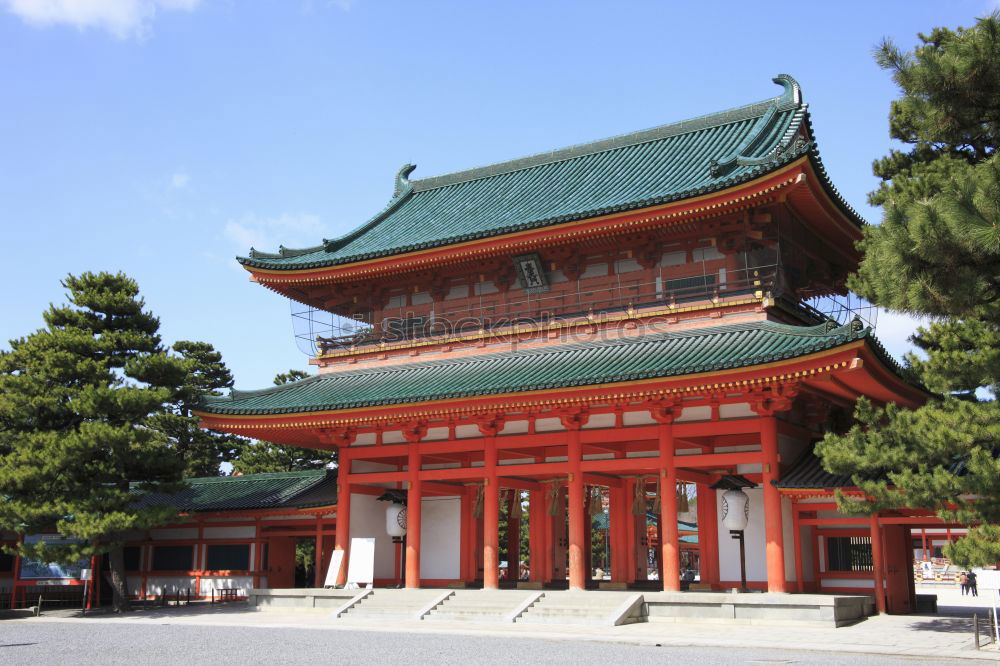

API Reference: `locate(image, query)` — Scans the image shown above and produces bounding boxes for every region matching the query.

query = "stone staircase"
[337,588,450,621]
[423,589,540,623]
[515,591,643,626]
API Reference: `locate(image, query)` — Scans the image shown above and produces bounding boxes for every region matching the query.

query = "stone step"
[520,607,607,616]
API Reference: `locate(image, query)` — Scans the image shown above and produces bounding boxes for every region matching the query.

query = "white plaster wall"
[623,411,654,426]
[421,497,460,580]
[382,430,405,444]
[352,432,377,446]
[145,576,197,595]
[719,403,754,419]
[200,576,254,595]
[203,526,256,539]
[455,424,480,438]
[582,413,615,429]
[352,460,397,473]
[150,528,197,540]
[676,406,711,422]
[782,496,796,582]
[504,420,529,434]
[717,488,767,582]
[822,578,874,589]
[349,492,397,580]
[535,418,563,432]
[424,427,449,441]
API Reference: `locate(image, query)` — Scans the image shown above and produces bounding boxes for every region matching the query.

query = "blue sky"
[1,1,994,389]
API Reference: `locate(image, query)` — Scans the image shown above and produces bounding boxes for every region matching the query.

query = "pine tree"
[233,369,337,474]
[816,14,1000,566]
[0,273,187,611]
[147,341,242,477]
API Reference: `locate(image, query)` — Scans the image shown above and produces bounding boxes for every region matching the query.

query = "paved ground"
[3,585,997,664]
[0,622,987,665]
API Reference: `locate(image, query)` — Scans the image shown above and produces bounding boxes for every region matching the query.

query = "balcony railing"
[313,266,780,354]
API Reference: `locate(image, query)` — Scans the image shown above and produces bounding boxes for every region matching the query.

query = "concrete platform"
[643,591,872,627]
[248,588,872,627]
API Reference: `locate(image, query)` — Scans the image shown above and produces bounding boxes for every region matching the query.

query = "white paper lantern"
[386,504,407,537]
[721,489,750,531]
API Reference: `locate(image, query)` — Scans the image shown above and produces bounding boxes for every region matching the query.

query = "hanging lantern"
[386,503,407,537]
[676,482,690,513]
[721,489,750,531]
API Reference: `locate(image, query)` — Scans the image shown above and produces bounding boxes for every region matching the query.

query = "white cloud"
[170,170,190,189]
[223,212,327,254]
[872,310,928,363]
[1,0,202,39]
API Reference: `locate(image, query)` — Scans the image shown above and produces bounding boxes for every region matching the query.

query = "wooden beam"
[582,473,623,489]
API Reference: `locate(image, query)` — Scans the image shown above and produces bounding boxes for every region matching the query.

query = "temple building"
[1,471,337,609]
[195,75,952,614]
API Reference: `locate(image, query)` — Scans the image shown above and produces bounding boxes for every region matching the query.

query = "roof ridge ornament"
[394,163,416,197]
[773,74,802,106]
[709,74,806,178]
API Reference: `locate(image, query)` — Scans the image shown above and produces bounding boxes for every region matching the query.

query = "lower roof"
[199,319,878,416]
[133,470,338,513]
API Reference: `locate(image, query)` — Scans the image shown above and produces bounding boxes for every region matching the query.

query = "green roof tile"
[199,320,875,416]
[240,75,863,272]
[134,470,337,512]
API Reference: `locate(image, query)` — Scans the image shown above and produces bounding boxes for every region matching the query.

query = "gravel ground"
[0,622,984,665]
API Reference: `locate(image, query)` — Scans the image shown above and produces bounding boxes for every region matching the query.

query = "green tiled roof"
[199,320,873,416]
[133,470,338,512]
[776,449,969,490]
[240,75,863,271]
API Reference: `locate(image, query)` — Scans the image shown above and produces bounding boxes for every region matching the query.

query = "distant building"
[1,471,336,608]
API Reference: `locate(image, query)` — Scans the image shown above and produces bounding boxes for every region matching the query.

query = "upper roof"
[199,319,882,416]
[240,75,863,272]
[133,470,338,512]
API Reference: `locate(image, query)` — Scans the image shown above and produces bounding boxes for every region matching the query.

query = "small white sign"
[346,537,375,587]
[79,568,92,581]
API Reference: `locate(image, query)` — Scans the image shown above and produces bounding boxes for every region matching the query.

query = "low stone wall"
[642,592,873,627]
[248,588,358,613]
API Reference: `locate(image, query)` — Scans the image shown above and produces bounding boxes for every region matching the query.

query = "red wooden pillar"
[659,430,680,591]
[609,485,627,583]
[253,519,263,590]
[792,504,804,593]
[460,485,472,583]
[760,415,787,592]
[695,483,717,588]
[870,513,887,614]
[405,443,423,588]
[479,417,503,590]
[507,490,521,582]
[921,528,928,561]
[528,489,544,583]
[544,485,558,583]
[88,554,98,609]
[314,517,323,588]
[334,449,352,587]
[562,411,588,591]
[624,478,638,584]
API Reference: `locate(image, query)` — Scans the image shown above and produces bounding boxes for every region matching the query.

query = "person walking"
[958,571,969,595]
[968,570,978,597]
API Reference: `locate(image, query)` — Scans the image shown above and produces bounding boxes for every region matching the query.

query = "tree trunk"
[107,544,131,613]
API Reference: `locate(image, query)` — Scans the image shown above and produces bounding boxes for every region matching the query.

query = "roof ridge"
[183,469,329,484]
[408,91,794,194]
